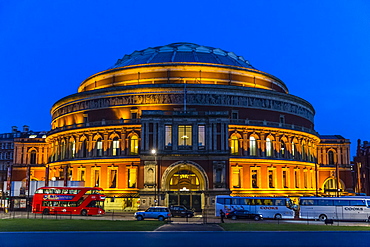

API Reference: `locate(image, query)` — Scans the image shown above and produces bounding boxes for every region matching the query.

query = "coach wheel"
[158,216,165,221]
[274,214,282,220]
[367,216,370,222]
[231,215,237,220]
[42,209,50,215]
[137,215,144,221]
[319,214,327,221]
[80,209,88,216]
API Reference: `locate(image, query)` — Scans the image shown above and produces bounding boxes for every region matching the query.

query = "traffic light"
[5,192,9,200]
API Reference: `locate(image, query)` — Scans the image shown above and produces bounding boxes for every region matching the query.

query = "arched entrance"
[162,161,208,212]
[323,177,344,196]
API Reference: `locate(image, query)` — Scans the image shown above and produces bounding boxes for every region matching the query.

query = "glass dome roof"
[110,42,256,69]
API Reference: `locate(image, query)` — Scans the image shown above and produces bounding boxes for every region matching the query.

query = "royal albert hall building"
[23,42,353,212]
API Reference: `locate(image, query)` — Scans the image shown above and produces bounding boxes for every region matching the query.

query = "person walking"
[220,209,225,223]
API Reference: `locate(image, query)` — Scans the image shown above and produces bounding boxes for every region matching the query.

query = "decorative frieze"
[53,93,314,121]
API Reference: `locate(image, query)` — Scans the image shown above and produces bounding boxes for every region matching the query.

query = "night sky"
[1,1,369,158]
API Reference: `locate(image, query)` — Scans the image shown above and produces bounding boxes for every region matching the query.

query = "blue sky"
[1,0,369,158]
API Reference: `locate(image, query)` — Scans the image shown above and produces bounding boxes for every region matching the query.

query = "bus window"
[274,199,285,206]
[300,199,315,205]
[232,198,239,205]
[264,199,273,205]
[217,198,225,204]
[68,189,80,194]
[334,200,350,206]
[240,198,248,205]
[318,200,334,206]
[224,198,231,205]
[350,200,366,206]
[35,189,43,194]
[54,189,62,194]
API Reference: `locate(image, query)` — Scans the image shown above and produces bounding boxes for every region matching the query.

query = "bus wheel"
[367,216,370,222]
[80,209,88,216]
[319,214,327,221]
[231,215,237,220]
[42,209,50,215]
[158,216,165,221]
[274,214,282,220]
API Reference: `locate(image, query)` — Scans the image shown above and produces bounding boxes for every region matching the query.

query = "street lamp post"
[151,149,157,205]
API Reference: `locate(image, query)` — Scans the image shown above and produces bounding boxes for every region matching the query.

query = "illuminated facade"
[7,43,354,211]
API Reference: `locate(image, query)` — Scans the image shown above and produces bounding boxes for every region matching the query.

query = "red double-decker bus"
[32,187,106,216]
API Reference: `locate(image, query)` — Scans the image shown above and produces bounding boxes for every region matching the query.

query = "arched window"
[112,137,120,156]
[96,138,103,157]
[30,150,36,164]
[61,140,66,160]
[130,135,139,155]
[71,140,76,158]
[81,139,88,158]
[266,138,272,157]
[250,136,257,156]
[281,141,286,158]
[302,144,306,160]
[328,150,335,165]
[230,135,239,155]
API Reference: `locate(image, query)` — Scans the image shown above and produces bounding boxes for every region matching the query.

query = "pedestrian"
[220,209,225,223]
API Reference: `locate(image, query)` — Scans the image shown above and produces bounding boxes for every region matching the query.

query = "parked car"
[134,206,172,221]
[169,205,194,218]
[225,210,263,221]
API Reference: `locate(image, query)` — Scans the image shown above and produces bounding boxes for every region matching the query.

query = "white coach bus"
[299,197,370,221]
[215,195,295,219]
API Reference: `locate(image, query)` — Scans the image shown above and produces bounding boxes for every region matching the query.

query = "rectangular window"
[268,170,274,188]
[304,170,308,188]
[110,169,117,188]
[251,169,258,188]
[128,169,137,188]
[94,169,100,187]
[178,125,192,149]
[283,170,288,188]
[165,125,172,150]
[79,169,85,182]
[198,125,205,150]
[232,168,240,188]
[310,170,314,188]
[295,170,299,188]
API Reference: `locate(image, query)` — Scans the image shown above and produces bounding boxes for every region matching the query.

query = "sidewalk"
[155,222,224,231]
